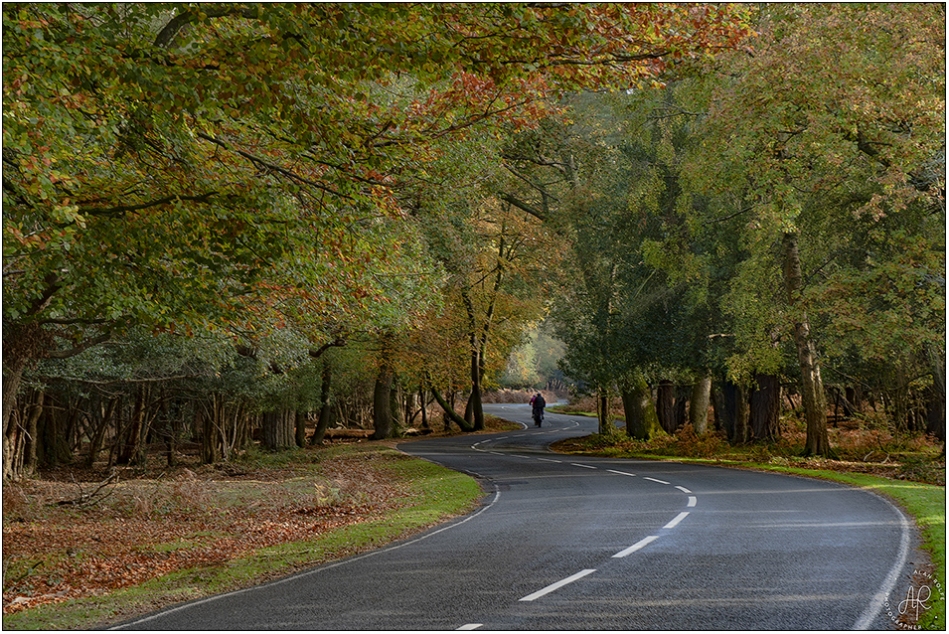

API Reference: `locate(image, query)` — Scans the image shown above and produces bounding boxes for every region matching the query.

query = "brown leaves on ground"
[552,422,945,486]
[2,445,411,615]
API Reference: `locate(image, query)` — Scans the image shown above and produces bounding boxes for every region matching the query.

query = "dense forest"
[3,3,944,481]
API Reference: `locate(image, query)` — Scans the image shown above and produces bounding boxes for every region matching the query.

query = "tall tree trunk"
[725,381,751,444]
[784,232,829,456]
[689,374,712,435]
[596,388,610,434]
[673,385,689,431]
[119,384,149,465]
[622,374,662,440]
[21,391,44,478]
[750,373,781,441]
[468,346,485,431]
[295,411,307,448]
[657,380,677,434]
[262,409,295,450]
[389,381,402,434]
[725,382,751,445]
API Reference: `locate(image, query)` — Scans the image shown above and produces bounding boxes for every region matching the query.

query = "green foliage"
[680,3,945,396]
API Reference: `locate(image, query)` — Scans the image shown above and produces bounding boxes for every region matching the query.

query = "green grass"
[2,451,484,630]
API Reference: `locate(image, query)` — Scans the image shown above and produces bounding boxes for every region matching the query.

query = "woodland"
[2,3,945,482]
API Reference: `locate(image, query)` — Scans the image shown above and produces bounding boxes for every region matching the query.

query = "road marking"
[519,569,597,602]
[489,452,504,456]
[537,458,562,463]
[853,490,913,629]
[687,496,697,507]
[675,485,692,493]
[571,463,597,469]
[457,624,482,630]
[644,477,670,485]
[612,535,659,558]
[495,436,508,440]
[607,469,636,477]
[664,512,689,529]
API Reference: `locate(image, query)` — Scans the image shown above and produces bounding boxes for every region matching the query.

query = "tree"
[3,4,755,474]
[683,3,945,455]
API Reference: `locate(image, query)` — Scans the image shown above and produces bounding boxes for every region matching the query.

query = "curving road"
[114,404,920,630]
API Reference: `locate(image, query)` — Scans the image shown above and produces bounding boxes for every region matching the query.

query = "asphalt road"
[115,404,921,630]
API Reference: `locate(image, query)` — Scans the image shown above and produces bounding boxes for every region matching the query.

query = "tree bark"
[389,381,402,434]
[262,409,295,450]
[657,380,677,434]
[750,373,781,441]
[621,374,663,440]
[430,386,475,432]
[724,380,751,444]
[295,411,307,448]
[689,374,712,435]
[673,385,689,430]
[784,231,830,456]
[596,388,610,434]
[22,391,44,478]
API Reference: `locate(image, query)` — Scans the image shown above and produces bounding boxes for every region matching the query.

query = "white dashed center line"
[519,569,598,602]
[571,463,597,469]
[612,535,660,558]
[607,469,636,477]
[663,511,690,529]
[456,624,482,630]
[643,476,670,485]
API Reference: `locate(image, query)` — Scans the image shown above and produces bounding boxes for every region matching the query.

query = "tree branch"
[77,192,217,218]
[46,333,112,359]
[153,6,263,49]
[309,339,347,360]
[498,192,547,221]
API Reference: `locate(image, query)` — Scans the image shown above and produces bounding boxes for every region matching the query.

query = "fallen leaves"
[2,448,411,615]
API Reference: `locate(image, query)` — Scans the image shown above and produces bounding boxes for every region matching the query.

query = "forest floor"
[1,416,518,629]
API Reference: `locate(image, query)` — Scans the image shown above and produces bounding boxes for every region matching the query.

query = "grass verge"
[2,448,484,630]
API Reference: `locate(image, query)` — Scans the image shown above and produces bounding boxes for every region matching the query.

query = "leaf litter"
[2,445,412,615]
